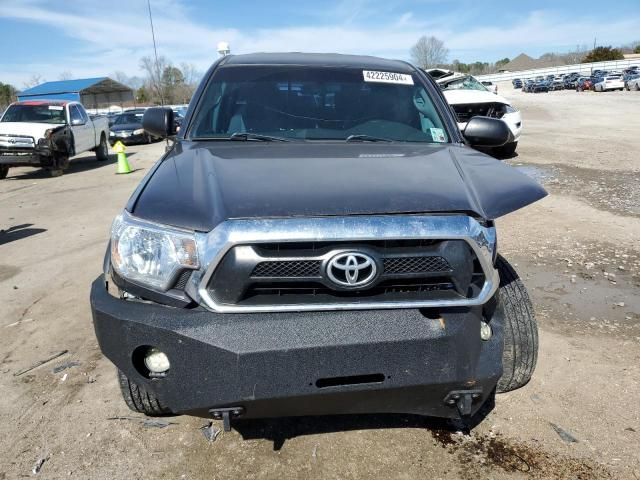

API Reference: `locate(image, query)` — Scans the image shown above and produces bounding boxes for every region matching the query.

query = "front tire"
[117,370,172,416]
[496,255,539,393]
[96,134,109,161]
[0,165,8,179]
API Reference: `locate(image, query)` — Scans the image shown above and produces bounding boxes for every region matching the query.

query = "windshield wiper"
[345,134,392,143]
[229,132,291,142]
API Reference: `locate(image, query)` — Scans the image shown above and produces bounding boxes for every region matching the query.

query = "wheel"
[48,168,63,177]
[117,370,172,416]
[493,141,517,158]
[96,134,109,161]
[0,165,8,179]
[635,84,640,91]
[496,255,538,393]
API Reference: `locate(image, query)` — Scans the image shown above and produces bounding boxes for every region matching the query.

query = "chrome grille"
[0,134,35,149]
[194,214,499,313]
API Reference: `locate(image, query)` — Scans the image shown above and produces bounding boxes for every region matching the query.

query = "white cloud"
[0,1,638,87]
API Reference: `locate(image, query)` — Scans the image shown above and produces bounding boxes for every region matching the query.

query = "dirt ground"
[1,85,639,479]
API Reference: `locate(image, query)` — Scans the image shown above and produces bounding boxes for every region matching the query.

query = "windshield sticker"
[363,70,414,85]
[48,106,64,111]
[430,128,446,143]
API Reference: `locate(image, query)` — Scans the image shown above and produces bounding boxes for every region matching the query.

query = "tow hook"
[443,389,483,417]
[209,407,245,432]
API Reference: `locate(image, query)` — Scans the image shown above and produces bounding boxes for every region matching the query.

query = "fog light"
[144,348,170,373]
[480,321,492,341]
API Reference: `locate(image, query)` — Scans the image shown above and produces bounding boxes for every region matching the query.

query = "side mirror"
[142,107,176,138]
[71,118,85,126]
[462,116,510,147]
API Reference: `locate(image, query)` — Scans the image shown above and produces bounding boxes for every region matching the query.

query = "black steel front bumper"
[90,275,504,420]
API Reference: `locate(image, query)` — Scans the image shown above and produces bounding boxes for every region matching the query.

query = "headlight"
[133,128,145,135]
[110,212,199,290]
[109,131,115,136]
[504,105,519,114]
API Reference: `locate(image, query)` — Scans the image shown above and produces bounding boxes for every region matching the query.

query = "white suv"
[594,75,624,92]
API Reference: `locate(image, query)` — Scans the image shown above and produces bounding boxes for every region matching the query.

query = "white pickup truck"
[0,100,109,178]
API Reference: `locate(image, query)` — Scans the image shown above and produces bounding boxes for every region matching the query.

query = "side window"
[69,105,84,124]
[77,104,90,123]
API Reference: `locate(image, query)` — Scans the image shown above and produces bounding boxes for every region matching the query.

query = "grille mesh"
[173,270,192,289]
[252,260,322,278]
[383,256,451,274]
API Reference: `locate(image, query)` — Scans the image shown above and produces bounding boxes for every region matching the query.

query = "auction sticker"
[48,106,64,111]
[430,128,447,142]
[363,70,414,85]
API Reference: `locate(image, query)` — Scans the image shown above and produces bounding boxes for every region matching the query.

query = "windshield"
[440,75,488,92]
[114,113,143,125]
[189,66,449,143]
[1,104,66,124]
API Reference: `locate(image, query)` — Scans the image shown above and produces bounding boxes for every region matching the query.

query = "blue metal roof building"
[18,77,134,108]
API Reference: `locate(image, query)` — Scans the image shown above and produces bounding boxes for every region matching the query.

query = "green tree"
[0,82,18,109]
[495,57,510,68]
[582,46,624,63]
[136,86,150,104]
[161,66,186,104]
[634,45,640,54]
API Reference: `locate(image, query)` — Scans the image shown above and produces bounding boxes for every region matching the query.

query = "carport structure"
[17,77,134,109]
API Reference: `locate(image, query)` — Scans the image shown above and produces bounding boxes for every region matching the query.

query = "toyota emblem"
[325,252,377,288]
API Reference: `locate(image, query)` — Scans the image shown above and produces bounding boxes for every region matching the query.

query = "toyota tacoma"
[90,53,547,430]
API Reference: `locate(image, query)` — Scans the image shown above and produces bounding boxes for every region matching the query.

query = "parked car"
[0,100,109,178]
[623,72,640,90]
[594,74,624,92]
[481,81,498,94]
[530,80,549,93]
[564,73,581,89]
[109,110,157,145]
[550,78,564,91]
[428,70,522,156]
[576,77,593,92]
[512,78,522,88]
[522,79,535,92]
[91,52,547,430]
[626,76,640,91]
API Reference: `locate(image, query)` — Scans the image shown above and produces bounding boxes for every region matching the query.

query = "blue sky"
[1,0,639,87]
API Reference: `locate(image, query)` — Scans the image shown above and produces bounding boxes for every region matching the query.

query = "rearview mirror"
[462,117,510,147]
[142,107,176,139]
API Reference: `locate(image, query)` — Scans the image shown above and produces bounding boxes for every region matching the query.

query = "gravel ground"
[1,86,639,479]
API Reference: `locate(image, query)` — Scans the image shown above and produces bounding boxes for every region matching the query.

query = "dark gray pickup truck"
[90,53,546,431]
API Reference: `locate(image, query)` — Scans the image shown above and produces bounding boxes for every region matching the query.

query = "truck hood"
[0,122,62,140]
[130,142,547,232]
[443,89,511,106]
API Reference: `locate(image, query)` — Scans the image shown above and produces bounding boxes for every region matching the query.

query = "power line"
[147,0,164,105]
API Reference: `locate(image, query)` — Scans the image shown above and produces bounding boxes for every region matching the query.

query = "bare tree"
[563,45,589,64]
[410,36,449,69]
[179,63,199,86]
[112,70,130,86]
[23,74,45,89]
[58,71,74,80]
[140,55,170,104]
